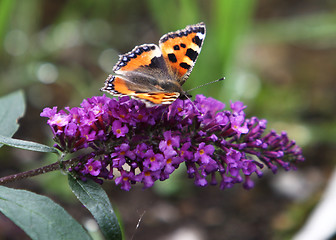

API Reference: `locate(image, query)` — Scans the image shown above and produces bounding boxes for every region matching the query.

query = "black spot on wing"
[143,55,170,75]
[180,43,186,48]
[185,48,198,62]
[173,45,180,50]
[148,56,162,69]
[168,53,177,63]
[192,36,202,47]
[179,62,191,70]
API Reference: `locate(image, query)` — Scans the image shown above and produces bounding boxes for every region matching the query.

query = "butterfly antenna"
[181,92,202,114]
[182,77,225,115]
[185,77,225,94]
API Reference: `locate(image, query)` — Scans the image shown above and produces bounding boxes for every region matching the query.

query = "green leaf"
[0,185,92,240]
[0,135,59,154]
[0,90,26,147]
[212,0,256,101]
[68,174,123,240]
[0,0,16,48]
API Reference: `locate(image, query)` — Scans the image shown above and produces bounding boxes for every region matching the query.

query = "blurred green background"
[0,0,335,239]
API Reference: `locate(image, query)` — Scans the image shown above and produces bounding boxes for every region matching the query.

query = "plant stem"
[0,157,78,184]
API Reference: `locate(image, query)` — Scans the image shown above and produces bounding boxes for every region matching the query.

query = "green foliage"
[0,0,15,48]
[0,91,58,153]
[211,0,256,101]
[0,135,59,154]
[251,12,336,44]
[68,175,123,240]
[0,90,25,147]
[146,0,201,31]
[0,185,92,240]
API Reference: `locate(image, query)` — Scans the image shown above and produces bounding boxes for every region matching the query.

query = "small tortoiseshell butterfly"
[101,22,206,107]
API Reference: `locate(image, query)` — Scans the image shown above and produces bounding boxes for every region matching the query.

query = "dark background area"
[0,0,335,239]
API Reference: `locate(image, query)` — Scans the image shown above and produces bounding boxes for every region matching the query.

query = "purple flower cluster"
[41,95,304,191]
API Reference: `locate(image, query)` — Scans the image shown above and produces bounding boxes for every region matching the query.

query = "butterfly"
[101,22,206,107]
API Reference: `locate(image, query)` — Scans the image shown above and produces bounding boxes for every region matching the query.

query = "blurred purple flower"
[41,94,304,191]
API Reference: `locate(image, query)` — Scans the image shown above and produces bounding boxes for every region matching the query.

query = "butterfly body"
[101,22,206,106]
